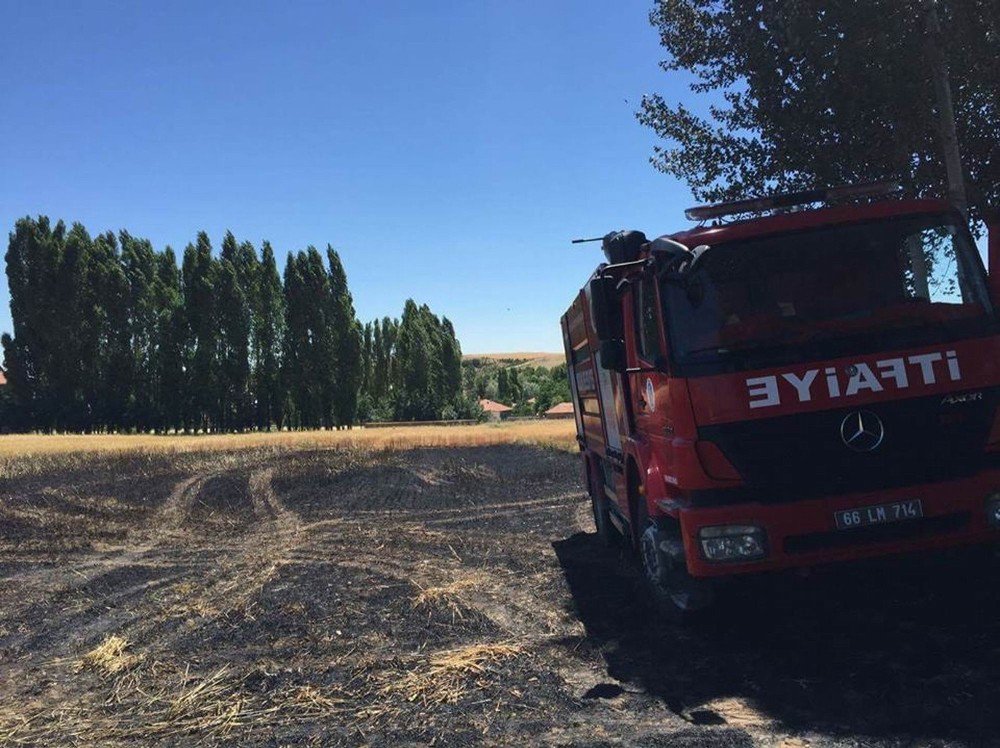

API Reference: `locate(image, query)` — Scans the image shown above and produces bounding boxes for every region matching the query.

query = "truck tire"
[586,458,619,546]
[638,517,716,621]
[590,488,617,546]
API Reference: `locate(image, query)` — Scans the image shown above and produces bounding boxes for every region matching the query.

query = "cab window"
[635,275,664,363]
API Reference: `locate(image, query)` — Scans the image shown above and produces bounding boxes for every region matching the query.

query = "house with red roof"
[543,402,574,419]
[479,398,512,421]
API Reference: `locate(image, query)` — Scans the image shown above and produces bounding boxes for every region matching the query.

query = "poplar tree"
[4,217,64,429]
[120,231,159,429]
[254,241,285,429]
[374,316,398,403]
[282,250,330,428]
[90,231,131,430]
[153,247,186,431]
[58,223,92,429]
[281,252,305,428]
[394,300,434,420]
[302,247,335,427]
[215,259,251,430]
[326,247,362,428]
[182,233,218,430]
[440,316,463,405]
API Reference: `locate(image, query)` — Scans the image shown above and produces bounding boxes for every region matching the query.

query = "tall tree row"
[0,217,372,433]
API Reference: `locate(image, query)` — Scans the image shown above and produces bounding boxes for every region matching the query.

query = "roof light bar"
[684,181,903,222]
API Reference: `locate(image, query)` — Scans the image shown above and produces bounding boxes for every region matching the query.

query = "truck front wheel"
[639,523,715,619]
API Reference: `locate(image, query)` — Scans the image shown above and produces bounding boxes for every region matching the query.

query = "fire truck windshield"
[663,213,994,366]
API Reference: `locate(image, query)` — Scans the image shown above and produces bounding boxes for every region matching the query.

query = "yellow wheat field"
[0,420,577,462]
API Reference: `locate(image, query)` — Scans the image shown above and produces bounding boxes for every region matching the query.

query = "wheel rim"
[640,528,661,578]
[641,526,703,612]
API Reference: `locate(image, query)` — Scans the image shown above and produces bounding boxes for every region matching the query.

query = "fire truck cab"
[562,184,1000,616]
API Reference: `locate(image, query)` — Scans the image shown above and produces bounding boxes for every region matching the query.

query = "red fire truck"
[562,184,1000,616]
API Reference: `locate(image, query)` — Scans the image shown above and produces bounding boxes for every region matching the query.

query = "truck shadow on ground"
[554,531,1000,743]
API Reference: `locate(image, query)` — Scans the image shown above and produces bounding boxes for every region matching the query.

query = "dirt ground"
[2,442,1000,746]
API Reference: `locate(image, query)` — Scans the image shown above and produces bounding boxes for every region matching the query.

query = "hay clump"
[411,571,492,618]
[75,635,143,676]
[385,642,523,706]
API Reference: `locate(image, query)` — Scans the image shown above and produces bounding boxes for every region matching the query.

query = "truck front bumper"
[679,469,1000,578]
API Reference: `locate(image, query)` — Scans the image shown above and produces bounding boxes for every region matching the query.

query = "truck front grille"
[698,388,998,504]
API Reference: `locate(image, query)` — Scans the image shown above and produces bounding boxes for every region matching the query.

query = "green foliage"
[357,300,465,421]
[279,246,364,430]
[460,358,570,416]
[637,0,1000,216]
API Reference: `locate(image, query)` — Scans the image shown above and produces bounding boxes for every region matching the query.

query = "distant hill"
[462,352,564,369]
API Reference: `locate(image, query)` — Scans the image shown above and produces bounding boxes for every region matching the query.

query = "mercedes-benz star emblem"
[840,410,885,452]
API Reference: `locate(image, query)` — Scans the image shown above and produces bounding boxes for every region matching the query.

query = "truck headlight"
[699,525,767,562]
[986,493,1000,527]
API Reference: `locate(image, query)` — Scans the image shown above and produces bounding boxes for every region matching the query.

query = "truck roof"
[665,197,955,251]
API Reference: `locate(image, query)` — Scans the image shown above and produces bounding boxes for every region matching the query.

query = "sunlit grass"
[0,420,577,462]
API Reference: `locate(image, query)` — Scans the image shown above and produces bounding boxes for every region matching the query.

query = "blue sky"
[0,0,699,353]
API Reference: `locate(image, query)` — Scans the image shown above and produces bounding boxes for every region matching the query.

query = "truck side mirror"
[588,276,622,343]
[588,276,626,373]
[599,340,626,373]
[986,209,1000,306]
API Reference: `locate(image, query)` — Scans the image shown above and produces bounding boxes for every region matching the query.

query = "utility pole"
[923,0,968,216]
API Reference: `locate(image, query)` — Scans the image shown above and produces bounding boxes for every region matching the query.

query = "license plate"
[834,499,923,530]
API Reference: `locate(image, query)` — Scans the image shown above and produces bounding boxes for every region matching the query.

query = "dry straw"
[384,641,525,706]
[0,421,576,476]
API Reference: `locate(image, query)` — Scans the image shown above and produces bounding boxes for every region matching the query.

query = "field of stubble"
[2,423,1000,747]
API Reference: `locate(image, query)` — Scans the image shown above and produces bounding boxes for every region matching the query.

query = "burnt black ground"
[1,444,999,746]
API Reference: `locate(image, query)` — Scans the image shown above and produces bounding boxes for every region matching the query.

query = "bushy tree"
[356,301,465,422]
[637,0,1000,217]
